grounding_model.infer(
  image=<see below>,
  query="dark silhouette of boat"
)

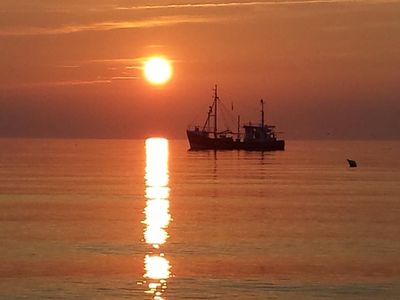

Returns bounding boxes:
[187,85,285,151]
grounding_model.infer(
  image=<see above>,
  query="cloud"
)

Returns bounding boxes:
[0,75,141,90]
[0,79,112,90]
[111,76,138,80]
[0,15,221,36]
[84,56,178,70]
[57,65,81,69]
[2,1,396,36]
[114,0,398,10]
[88,58,142,64]
[47,79,113,86]
[323,19,400,31]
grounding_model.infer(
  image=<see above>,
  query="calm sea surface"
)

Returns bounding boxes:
[0,138,399,299]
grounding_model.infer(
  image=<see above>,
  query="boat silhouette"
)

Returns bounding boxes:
[186,85,285,151]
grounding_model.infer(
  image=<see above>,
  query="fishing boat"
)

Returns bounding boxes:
[186,85,285,151]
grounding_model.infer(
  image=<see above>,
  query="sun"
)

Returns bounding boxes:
[143,57,172,85]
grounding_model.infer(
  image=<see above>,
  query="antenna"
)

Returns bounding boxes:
[261,99,265,129]
[237,115,241,140]
[213,85,219,138]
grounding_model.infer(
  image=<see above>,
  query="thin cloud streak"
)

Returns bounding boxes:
[126,66,142,70]
[0,75,139,89]
[88,58,142,64]
[86,56,178,69]
[57,65,81,69]
[0,80,112,90]
[111,76,138,80]
[0,15,221,36]
[114,0,398,10]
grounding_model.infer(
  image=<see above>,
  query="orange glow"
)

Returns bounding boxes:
[143,57,172,85]
[3,1,399,140]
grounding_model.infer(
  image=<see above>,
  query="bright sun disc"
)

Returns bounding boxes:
[144,57,172,85]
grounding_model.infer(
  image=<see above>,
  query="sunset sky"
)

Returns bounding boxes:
[0,0,399,139]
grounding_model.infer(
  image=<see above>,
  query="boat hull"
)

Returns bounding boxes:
[187,130,285,151]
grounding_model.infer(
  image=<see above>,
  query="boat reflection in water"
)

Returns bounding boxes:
[141,138,171,299]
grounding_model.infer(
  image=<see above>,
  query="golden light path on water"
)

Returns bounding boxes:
[141,138,171,299]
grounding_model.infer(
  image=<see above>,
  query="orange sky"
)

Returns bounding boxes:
[0,0,399,139]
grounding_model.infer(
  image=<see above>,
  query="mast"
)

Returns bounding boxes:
[260,99,265,129]
[202,105,212,132]
[237,115,241,140]
[213,85,219,138]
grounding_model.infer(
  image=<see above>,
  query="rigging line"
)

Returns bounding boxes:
[218,88,237,111]
[218,101,228,127]
[213,93,233,131]
[219,106,231,131]
[239,99,259,113]
[220,89,237,102]
[222,109,233,131]
[188,95,215,127]
[188,108,205,127]
[220,89,250,115]
[219,100,237,127]
[221,90,261,120]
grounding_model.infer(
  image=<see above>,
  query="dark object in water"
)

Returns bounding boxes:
[186,85,285,151]
[347,159,357,168]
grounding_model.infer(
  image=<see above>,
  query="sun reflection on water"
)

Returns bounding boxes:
[141,138,171,299]
[144,255,171,279]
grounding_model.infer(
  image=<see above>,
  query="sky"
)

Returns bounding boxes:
[0,0,399,139]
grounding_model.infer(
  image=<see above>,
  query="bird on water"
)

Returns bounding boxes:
[347,159,357,168]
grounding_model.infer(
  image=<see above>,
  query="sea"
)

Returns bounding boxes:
[0,138,399,299]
